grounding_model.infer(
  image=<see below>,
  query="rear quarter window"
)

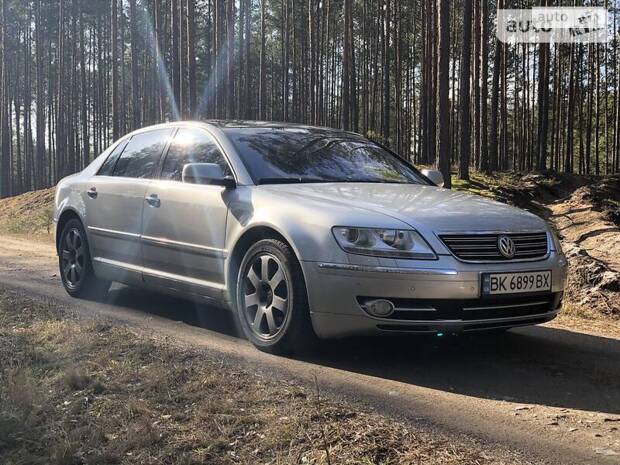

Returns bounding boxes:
[97,139,129,176]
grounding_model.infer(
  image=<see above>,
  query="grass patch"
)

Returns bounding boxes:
[451,174,500,200]
[0,188,55,235]
[0,291,531,464]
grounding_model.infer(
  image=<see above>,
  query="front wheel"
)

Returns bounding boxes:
[59,218,110,300]
[236,239,315,354]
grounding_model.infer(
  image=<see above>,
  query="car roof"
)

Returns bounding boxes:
[205,119,367,137]
[202,119,344,130]
[125,120,363,138]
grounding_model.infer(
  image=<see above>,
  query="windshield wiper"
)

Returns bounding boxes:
[256,177,326,185]
[256,177,416,185]
[328,178,413,184]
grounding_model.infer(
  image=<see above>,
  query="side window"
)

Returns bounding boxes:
[161,128,232,182]
[113,129,174,179]
[97,139,129,176]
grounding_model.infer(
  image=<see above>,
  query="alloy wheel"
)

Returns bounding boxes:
[242,253,290,340]
[61,228,86,289]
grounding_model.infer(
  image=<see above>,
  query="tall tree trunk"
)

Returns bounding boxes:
[226,0,234,118]
[342,0,353,130]
[243,0,251,119]
[382,0,390,144]
[24,14,34,191]
[586,44,594,174]
[154,0,164,121]
[437,0,451,187]
[171,0,181,117]
[56,0,66,181]
[129,0,140,129]
[615,30,620,172]
[186,0,197,117]
[488,0,502,172]
[537,40,550,171]
[282,0,289,121]
[259,0,266,119]
[0,0,9,197]
[35,0,46,188]
[479,0,489,172]
[472,0,481,170]
[500,31,507,170]
[179,0,187,117]
[595,42,601,175]
[80,2,89,165]
[111,0,120,139]
[565,43,577,174]
[458,0,473,180]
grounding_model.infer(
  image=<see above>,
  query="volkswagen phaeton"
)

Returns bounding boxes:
[54,121,568,353]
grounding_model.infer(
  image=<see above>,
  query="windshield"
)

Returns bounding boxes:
[223,128,428,185]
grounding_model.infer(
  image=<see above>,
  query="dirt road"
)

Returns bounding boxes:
[1,234,619,465]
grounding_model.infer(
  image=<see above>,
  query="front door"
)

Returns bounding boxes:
[140,127,233,299]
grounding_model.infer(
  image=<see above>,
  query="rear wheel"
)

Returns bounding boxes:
[236,239,315,354]
[59,218,110,300]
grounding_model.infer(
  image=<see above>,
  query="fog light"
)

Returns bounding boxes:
[365,299,395,317]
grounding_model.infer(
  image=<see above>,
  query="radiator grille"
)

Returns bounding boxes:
[439,232,548,261]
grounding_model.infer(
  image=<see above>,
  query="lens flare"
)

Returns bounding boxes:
[140,4,180,121]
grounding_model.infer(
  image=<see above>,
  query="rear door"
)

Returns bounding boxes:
[86,128,175,284]
[140,127,233,298]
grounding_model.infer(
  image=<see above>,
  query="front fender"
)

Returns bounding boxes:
[223,185,414,266]
[224,186,354,265]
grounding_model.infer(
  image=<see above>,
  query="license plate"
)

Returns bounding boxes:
[482,271,551,295]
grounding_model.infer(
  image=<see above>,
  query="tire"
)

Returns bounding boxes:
[235,239,316,355]
[58,218,110,300]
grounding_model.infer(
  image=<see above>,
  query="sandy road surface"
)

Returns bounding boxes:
[0,234,619,464]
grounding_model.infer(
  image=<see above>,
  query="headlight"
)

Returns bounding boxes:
[332,227,437,259]
[549,229,564,255]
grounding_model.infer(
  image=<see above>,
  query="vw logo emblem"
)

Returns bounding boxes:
[498,235,516,258]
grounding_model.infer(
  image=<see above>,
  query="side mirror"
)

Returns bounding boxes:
[421,168,445,187]
[182,163,236,189]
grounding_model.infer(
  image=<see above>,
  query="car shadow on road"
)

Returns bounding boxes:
[301,327,620,415]
[104,284,620,415]
[105,284,241,338]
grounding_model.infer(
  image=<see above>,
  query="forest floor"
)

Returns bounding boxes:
[0,290,535,465]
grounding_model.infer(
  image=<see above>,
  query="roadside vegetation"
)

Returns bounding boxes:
[0,187,55,236]
[0,290,530,465]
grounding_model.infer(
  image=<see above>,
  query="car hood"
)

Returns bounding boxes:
[260,182,547,232]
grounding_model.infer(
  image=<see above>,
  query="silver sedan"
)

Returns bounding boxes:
[54,121,568,353]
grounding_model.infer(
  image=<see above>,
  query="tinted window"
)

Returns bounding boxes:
[113,129,174,179]
[224,128,426,185]
[161,128,232,181]
[97,139,129,176]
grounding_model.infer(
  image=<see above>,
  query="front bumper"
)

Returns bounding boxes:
[302,253,568,339]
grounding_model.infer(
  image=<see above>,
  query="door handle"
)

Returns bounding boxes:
[146,193,161,208]
[87,187,98,199]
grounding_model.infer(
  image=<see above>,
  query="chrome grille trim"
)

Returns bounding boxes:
[439,231,549,262]
[358,294,558,322]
